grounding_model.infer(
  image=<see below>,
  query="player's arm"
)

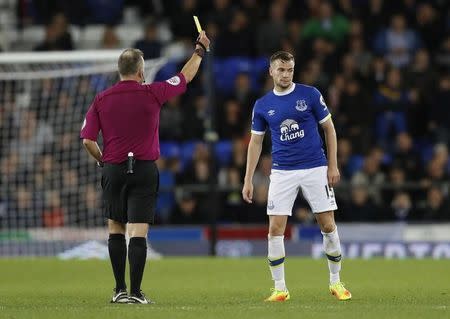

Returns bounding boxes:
[242,133,265,203]
[82,139,102,164]
[180,31,210,83]
[321,117,340,187]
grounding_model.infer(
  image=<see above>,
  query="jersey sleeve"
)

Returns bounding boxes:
[80,96,100,141]
[147,73,187,105]
[310,87,331,124]
[250,101,266,135]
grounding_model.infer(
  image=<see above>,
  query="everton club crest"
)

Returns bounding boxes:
[295,100,307,111]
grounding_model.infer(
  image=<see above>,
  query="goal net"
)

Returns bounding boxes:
[0,50,167,256]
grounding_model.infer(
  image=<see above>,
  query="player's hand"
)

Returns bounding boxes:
[327,166,340,187]
[196,31,210,51]
[242,181,254,203]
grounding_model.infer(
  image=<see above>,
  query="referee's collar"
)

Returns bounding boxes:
[273,83,295,96]
[118,80,140,84]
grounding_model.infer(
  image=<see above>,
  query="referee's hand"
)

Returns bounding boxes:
[242,181,253,204]
[196,31,210,52]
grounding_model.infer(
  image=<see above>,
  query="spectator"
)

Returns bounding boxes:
[373,14,421,67]
[373,68,416,148]
[101,26,121,49]
[301,1,350,46]
[415,3,444,52]
[217,99,245,139]
[351,153,385,204]
[392,132,422,179]
[348,35,373,77]
[34,13,74,51]
[257,2,288,56]
[428,75,450,144]
[208,0,234,28]
[42,189,64,227]
[134,20,163,59]
[339,78,372,154]
[292,206,315,225]
[215,10,255,57]
[170,0,198,41]
[182,95,207,140]
[86,0,124,24]
[219,166,245,221]
[170,192,204,224]
[416,186,450,221]
[160,96,184,140]
[230,73,258,120]
[389,192,413,221]
[342,185,379,222]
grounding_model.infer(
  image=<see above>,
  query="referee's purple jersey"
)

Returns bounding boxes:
[80,73,187,163]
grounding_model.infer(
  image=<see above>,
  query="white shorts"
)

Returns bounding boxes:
[267,166,338,215]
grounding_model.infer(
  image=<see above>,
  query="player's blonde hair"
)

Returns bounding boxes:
[270,51,294,64]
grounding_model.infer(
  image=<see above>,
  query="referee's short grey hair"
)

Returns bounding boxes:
[270,51,294,64]
[118,48,144,76]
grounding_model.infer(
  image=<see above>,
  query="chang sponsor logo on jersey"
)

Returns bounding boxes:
[279,119,304,141]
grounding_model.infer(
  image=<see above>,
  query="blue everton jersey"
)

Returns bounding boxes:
[251,83,331,170]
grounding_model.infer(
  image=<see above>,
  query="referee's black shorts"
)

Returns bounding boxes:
[101,160,158,224]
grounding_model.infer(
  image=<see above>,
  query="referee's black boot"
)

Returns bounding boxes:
[128,291,154,304]
[110,288,129,303]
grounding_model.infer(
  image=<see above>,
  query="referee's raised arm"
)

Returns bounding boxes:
[180,31,210,83]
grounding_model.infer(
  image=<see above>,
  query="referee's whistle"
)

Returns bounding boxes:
[127,152,134,174]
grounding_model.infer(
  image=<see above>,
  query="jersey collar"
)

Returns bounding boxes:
[273,83,295,96]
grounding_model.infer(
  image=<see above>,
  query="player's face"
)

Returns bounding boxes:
[270,59,295,90]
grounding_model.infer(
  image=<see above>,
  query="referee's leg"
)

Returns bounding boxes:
[127,223,149,298]
[108,219,127,295]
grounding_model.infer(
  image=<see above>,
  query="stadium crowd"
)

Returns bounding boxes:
[0,0,449,227]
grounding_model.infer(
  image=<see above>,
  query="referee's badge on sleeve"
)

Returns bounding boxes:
[166,76,181,86]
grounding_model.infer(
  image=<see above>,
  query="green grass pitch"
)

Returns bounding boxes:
[1,258,449,319]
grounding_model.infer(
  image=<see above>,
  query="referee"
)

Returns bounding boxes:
[81,31,210,304]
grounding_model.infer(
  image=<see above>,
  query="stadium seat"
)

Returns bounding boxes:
[116,25,143,48]
[159,141,181,158]
[80,25,104,49]
[347,155,364,177]
[214,140,233,166]
[181,141,202,168]
[21,26,45,50]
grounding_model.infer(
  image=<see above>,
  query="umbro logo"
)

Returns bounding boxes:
[268,110,275,116]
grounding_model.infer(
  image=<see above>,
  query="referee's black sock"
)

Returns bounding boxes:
[108,233,127,291]
[128,237,147,295]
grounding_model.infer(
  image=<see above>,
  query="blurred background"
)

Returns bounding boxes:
[0,0,449,258]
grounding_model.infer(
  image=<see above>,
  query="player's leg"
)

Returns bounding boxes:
[102,163,129,303]
[265,170,298,302]
[268,215,288,293]
[300,166,350,300]
[315,212,351,300]
[314,212,342,284]
[126,160,158,304]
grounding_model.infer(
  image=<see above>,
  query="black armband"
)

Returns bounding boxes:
[194,47,205,58]
[195,41,207,52]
